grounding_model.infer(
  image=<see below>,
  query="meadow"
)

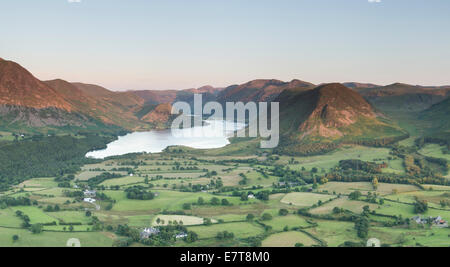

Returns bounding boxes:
[1,143,449,247]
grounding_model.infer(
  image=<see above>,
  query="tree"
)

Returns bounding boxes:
[349,191,362,200]
[261,213,273,221]
[185,231,198,243]
[221,199,230,206]
[372,177,379,190]
[295,243,304,247]
[363,205,370,213]
[354,216,369,238]
[30,224,43,234]
[182,203,191,210]
[332,207,342,214]
[69,225,74,232]
[85,210,92,217]
[246,214,255,221]
[210,197,220,206]
[414,199,428,214]
[278,209,289,216]
[12,235,19,242]
[197,197,205,205]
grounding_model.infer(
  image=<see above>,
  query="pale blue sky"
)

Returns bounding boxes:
[1,0,449,90]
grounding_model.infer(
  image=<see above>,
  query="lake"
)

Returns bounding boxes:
[85,120,246,159]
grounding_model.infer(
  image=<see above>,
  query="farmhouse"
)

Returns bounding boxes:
[248,194,255,199]
[176,232,188,239]
[84,189,96,197]
[141,227,160,239]
[411,216,448,227]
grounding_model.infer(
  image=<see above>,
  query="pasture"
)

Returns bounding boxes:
[280,193,335,207]
[262,231,318,247]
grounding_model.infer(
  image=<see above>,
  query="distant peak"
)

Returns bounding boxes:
[316,83,347,90]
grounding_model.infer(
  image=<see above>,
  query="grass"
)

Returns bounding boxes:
[310,197,379,215]
[100,176,144,187]
[369,227,450,247]
[262,231,318,247]
[280,193,335,207]
[152,215,212,226]
[187,222,264,239]
[12,206,57,224]
[419,144,450,161]
[384,191,450,210]
[281,145,395,172]
[108,190,257,212]
[263,215,311,231]
[46,211,92,224]
[18,178,58,189]
[305,220,360,247]
[376,201,450,220]
[0,227,114,247]
[0,209,23,227]
[318,182,419,196]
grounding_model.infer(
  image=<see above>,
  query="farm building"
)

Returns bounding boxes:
[83,198,96,203]
[411,216,448,227]
[175,232,188,239]
[141,227,160,239]
[84,189,96,197]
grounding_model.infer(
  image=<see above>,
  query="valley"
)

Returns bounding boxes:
[0,143,449,247]
[0,58,449,247]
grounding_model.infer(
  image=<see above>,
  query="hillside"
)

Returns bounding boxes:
[49,81,147,129]
[357,83,450,113]
[217,79,315,103]
[419,97,450,145]
[276,83,408,155]
[0,59,149,133]
[141,103,173,128]
[343,82,380,90]
[0,59,72,111]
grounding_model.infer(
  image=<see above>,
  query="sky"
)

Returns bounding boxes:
[1,0,450,91]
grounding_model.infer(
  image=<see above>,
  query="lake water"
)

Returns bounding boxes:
[85,120,246,159]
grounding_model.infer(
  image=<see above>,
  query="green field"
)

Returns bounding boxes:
[262,231,318,247]
[310,197,379,215]
[280,193,335,207]
[1,139,449,247]
[419,144,450,161]
[262,215,311,231]
[152,215,212,226]
[188,222,264,239]
[0,227,114,247]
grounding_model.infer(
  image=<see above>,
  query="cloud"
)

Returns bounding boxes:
[368,0,381,3]
[68,0,81,3]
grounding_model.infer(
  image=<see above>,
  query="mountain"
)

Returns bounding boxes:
[133,90,179,105]
[141,103,173,128]
[47,81,146,130]
[276,83,407,155]
[0,59,150,133]
[356,83,450,113]
[419,97,450,145]
[0,59,72,111]
[133,85,224,106]
[72,83,144,111]
[0,59,101,132]
[343,82,380,90]
[217,79,315,103]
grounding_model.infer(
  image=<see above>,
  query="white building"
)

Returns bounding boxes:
[83,198,96,203]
